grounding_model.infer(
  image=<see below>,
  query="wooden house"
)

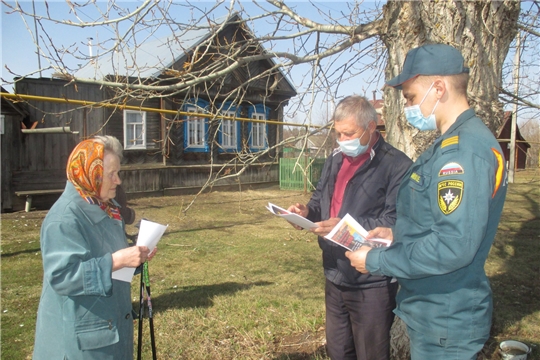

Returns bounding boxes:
[369,95,386,135]
[0,86,41,211]
[291,134,335,158]
[497,111,530,169]
[2,13,297,211]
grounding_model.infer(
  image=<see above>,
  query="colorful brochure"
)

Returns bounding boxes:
[324,214,391,251]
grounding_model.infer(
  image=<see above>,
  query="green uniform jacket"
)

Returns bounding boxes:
[33,181,134,359]
[366,109,507,340]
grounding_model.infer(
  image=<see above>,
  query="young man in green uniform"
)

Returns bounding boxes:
[346,44,508,360]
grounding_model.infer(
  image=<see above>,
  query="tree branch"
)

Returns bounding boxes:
[500,88,540,110]
[2,0,158,27]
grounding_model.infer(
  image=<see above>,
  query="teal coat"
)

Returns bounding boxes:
[367,109,507,340]
[33,181,134,359]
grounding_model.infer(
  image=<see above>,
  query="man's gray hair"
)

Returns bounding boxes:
[93,135,123,160]
[332,95,378,129]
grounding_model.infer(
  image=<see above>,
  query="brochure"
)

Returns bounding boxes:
[112,219,168,282]
[324,214,391,251]
[266,202,318,230]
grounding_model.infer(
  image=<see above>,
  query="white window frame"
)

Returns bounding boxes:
[186,107,206,149]
[221,110,237,150]
[251,112,266,149]
[123,110,146,149]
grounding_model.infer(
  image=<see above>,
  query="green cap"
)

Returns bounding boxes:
[386,44,469,89]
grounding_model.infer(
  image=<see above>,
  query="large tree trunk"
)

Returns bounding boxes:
[389,316,410,360]
[381,1,520,160]
[380,2,521,359]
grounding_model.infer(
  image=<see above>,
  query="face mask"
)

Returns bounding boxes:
[404,82,440,131]
[337,129,370,157]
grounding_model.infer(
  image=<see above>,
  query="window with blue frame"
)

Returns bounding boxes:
[123,110,147,150]
[248,104,269,151]
[218,102,241,152]
[183,98,209,152]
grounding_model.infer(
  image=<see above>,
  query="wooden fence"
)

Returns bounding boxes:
[279,157,325,191]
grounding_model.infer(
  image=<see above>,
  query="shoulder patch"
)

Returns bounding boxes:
[441,136,459,148]
[410,172,422,184]
[438,180,463,215]
[439,162,464,177]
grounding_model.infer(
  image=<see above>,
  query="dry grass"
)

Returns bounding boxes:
[1,169,539,359]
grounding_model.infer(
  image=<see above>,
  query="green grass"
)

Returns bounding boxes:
[1,170,539,359]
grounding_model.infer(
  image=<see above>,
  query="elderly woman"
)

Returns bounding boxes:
[33,136,153,359]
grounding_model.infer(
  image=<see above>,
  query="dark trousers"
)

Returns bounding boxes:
[325,279,398,360]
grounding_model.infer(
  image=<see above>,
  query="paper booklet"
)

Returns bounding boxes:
[266,202,318,230]
[112,219,168,283]
[324,214,391,251]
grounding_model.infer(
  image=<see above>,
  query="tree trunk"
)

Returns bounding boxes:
[381,1,521,159]
[389,316,410,360]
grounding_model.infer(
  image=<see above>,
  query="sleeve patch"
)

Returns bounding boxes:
[439,162,464,177]
[491,148,504,198]
[438,180,463,215]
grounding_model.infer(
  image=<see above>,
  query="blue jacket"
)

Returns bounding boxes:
[33,181,134,359]
[367,109,508,339]
[307,134,412,288]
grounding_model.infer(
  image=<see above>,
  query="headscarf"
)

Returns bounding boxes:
[66,139,122,220]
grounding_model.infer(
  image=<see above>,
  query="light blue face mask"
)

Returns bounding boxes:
[337,129,370,157]
[404,82,440,131]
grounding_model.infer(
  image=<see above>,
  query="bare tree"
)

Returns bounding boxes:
[2,1,530,161]
[501,1,540,115]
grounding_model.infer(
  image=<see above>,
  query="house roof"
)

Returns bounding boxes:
[370,99,384,110]
[307,134,332,148]
[368,99,385,126]
[292,133,333,150]
[0,87,29,117]
[75,13,296,93]
[497,111,530,147]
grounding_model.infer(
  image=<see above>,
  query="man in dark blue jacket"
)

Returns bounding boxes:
[287,95,412,360]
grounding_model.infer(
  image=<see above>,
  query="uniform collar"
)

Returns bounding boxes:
[443,108,476,136]
[414,109,474,164]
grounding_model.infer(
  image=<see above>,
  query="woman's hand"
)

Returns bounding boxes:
[112,246,151,271]
[148,247,158,261]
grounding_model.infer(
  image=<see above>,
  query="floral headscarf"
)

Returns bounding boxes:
[66,139,122,220]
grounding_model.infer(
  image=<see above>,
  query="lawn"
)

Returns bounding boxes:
[1,169,539,359]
